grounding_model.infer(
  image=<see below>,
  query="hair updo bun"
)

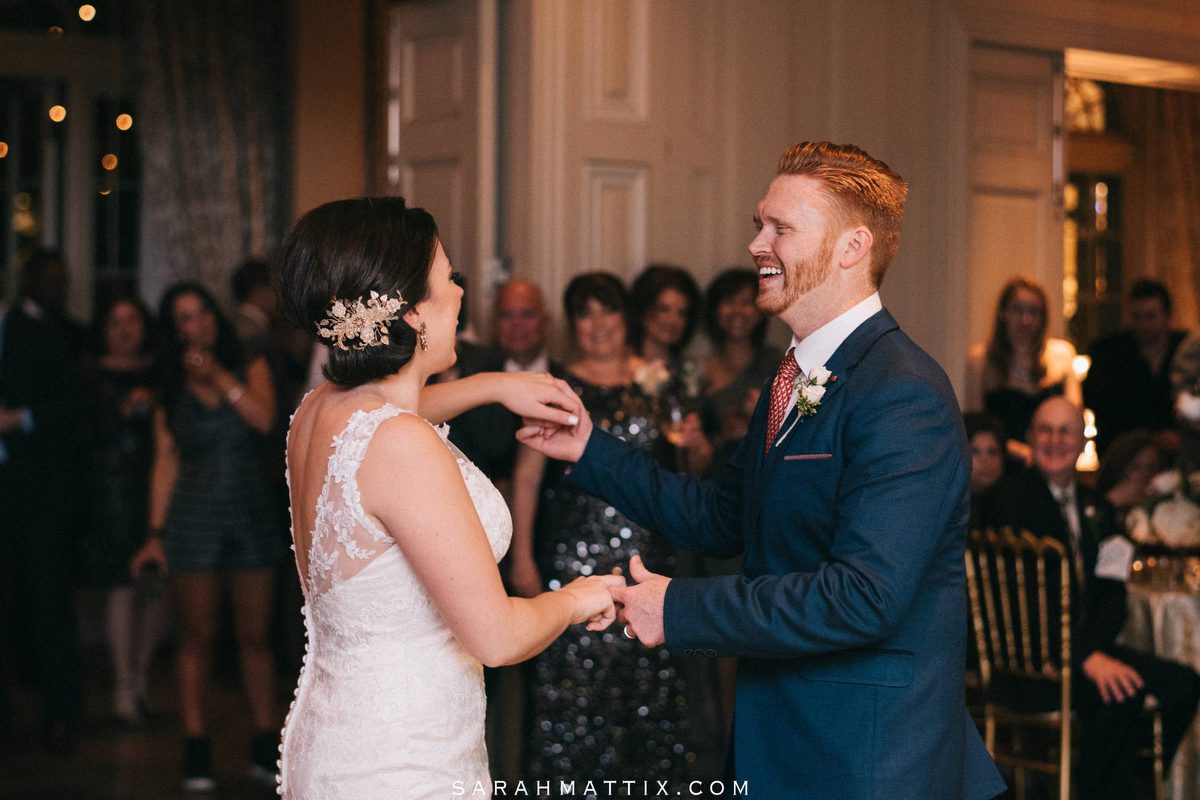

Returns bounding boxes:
[276,197,438,387]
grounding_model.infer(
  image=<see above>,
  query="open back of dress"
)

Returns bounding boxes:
[279,403,511,799]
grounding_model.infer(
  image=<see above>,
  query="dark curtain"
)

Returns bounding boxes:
[135,0,289,303]
[1111,84,1200,329]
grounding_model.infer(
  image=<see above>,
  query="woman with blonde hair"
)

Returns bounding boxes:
[966,276,1081,459]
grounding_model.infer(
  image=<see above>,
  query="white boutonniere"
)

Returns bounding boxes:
[774,364,836,447]
[633,359,671,396]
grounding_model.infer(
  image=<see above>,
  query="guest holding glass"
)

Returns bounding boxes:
[130,282,281,791]
[629,264,711,475]
[510,272,694,787]
[80,296,171,727]
[700,267,783,471]
[966,276,1081,462]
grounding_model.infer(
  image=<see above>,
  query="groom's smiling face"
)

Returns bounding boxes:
[749,175,841,318]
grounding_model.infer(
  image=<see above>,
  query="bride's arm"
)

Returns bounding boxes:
[359,414,620,667]
[419,372,581,427]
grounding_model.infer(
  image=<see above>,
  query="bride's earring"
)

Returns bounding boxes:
[418,322,429,351]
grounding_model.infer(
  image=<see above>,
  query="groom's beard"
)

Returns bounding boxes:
[755,237,835,316]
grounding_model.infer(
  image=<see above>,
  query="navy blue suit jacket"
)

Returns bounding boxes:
[568,309,1004,799]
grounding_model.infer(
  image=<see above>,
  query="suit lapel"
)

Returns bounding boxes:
[751,309,900,518]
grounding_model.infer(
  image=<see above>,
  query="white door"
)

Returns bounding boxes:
[386,0,498,329]
[966,44,1065,350]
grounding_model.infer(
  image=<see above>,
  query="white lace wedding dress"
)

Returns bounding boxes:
[279,404,512,799]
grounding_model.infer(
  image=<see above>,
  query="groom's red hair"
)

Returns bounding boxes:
[776,142,908,287]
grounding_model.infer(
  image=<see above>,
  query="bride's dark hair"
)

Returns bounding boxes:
[276,197,438,388]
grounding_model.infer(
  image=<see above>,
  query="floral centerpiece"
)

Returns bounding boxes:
[1127,471,1200,548]
[1127,470,1200,592]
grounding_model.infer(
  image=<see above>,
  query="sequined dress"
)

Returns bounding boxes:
[279,404,512,799]
[526,374,694,789]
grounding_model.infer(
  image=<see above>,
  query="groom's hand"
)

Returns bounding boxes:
[610,555,669,647]
[516,406,593,463]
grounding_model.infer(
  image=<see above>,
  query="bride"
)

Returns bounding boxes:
[275,197,621,798]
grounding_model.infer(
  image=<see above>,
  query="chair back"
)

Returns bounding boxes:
[965,527,1072,701]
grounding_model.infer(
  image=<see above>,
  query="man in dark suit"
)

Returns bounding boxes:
[1084,280,1186,454]
[981,396,1200,800]
[520,142,1004,799]
[0,251,85,751]
[445,280,556,487]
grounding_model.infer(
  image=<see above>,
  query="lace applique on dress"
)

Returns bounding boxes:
[304,405,409,595]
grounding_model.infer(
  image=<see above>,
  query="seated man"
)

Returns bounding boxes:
[980,396,1200,799]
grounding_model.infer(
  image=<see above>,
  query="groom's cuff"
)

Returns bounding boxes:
[664,577,725,658]
[563,428,625,494]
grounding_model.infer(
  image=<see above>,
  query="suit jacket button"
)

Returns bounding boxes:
[683,648,694,656]
[706,649,717,657]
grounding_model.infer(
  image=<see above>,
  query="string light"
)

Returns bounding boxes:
[49,105,67,123]
[48,25,64,36]
[101,154,118,170]
[99,188,111,196]
[0,142,8,159]
[115,114,133,131]
[79,5,96,22]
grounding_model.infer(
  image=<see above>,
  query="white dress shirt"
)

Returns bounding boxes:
[789,292,883,376]
[504,352,549,374]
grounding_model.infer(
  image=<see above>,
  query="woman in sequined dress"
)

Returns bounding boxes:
[629,264,711,476]
[511,272,695,790]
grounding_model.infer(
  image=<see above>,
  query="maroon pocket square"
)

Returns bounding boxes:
[783,453,833,461]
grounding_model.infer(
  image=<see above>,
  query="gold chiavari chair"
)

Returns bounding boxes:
[965,528,1073,799]
[965,528,1165,800]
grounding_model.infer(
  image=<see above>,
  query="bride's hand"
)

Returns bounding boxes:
[497,372,582,432]
[516,406,593,464]
[560,574,624,630]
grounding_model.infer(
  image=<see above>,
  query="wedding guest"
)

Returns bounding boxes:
[510,272,695,786]
[79,297,171,726]
[495,279,552,373]
[13,248,88,358]
[630,264,711,475]
[700,268,783,470]
[437,278,543,486]
[963,411,1006,528]
[1084,280,1185,454]
[130,282,281,791]
[981,397,1200,800]
[966,277,1081,461]
[231,260,306,686]
[0,251,85,753]
[231,257,311,413]
[1094,430,1160,530]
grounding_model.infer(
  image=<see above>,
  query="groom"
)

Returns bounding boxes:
[520,142,1004,799]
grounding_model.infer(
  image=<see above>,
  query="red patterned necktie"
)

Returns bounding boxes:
[765,347,801,454]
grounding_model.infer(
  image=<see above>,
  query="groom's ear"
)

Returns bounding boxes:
[837,226,873,271]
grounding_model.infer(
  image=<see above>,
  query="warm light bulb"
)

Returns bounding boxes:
[0,142,8,159]
[99,188,111,197]
[79,5,96,21]
[101,154,118,171]
[48,25,64,36]
[1072,354,1091,381]
[1076,440,1099,472]
[49,105,67,123]
[115,113,133,131]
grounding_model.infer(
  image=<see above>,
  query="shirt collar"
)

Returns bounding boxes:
[1048,479,1077,505]
[789,292,882,375]
[504,352,549,374]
